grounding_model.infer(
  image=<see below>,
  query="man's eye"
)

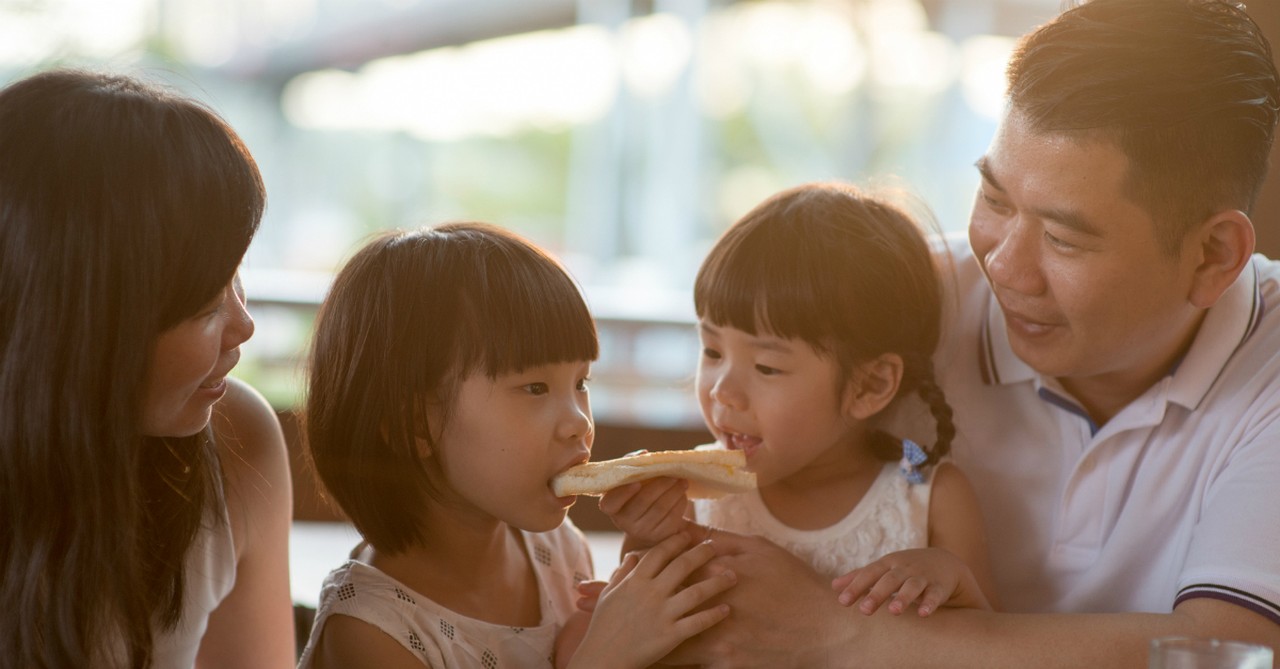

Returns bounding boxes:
[1044,231,1077,251]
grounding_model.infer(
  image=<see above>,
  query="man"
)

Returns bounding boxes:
[669,0,1280,665]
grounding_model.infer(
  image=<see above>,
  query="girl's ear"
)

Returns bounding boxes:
[843,353,904,420]
[413,397,446,458]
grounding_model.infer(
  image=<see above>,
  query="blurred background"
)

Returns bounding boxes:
[6,0,1280,519]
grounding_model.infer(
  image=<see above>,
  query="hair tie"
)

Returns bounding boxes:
[899,439,927,485]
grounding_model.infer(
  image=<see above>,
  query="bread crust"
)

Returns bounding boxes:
[552,448,756,499]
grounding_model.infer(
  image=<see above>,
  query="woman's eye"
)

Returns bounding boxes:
[523,382,549,396]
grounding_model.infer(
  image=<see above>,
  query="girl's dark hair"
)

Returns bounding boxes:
[0,69,264,667]
[1009,0,1280,253]
[305,223,599,554]
[695,182,953,466]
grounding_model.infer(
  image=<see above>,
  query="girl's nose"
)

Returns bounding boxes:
[710,371,746,411]
[559,399,594,443]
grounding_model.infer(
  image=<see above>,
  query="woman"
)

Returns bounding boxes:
[0,69,294,667]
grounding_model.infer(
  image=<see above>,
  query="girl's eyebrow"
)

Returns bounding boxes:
[750,338,793,354]
[700,322,793,354]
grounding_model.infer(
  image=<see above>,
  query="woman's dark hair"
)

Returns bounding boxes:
[695,182,953,466]
[0,69,265,667]
[305,222,599,554]
[1008,0,1280,253]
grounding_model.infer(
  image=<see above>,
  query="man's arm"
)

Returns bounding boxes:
[667,532,1279,668]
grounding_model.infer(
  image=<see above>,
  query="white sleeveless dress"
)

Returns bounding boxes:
[297,521,594,669]
[693,459,934,579]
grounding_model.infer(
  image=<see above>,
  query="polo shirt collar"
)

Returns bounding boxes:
[977,292,1037,386]
[977,259,1263,412]
[1167,259,1263,410]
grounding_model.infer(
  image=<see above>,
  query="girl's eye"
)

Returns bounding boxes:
[199,300,224,320]
[755,364,781,376]
[524,382,549,396]
[576,377,591,392]
[702,348,722,360]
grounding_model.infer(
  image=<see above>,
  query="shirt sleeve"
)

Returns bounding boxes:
[1176,417,1280,625]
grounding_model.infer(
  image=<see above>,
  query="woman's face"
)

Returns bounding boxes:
[139,274,255,437]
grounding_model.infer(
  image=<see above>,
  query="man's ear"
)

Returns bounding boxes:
[1186,209,1254,309]
[843,353,904,420]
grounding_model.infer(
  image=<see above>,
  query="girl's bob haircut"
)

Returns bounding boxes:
[305,222,598,553]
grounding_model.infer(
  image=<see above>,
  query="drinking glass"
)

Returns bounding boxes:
[1149,636,1273,669]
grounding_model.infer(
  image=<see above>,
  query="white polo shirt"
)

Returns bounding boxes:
[887,238,1280,624]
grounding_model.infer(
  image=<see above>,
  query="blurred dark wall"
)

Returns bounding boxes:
[1251,2,1280,259]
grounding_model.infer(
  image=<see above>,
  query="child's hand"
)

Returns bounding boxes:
[569,533,736,669]
[598,476,692,548]
[831,547,991,616]
[574,580,606,612]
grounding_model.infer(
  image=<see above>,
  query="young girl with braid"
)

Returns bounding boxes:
[601,181,998,619]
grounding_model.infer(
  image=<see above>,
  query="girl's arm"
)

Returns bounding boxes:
[831,463,998,616]
[198,378,296,668]
[925,462,998,608]
[310,614,427,669]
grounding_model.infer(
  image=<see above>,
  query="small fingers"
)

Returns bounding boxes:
[631,532,696,579]
[916,583,951,617]
[651,539,719,587]
[575,580,607,612]
[672,602,732,640]
[858,573,905,615]
[888,577,928,616]
[671,567,737,614]
[611,550,642,584]
[834,566,887,607]
[598,482,642,515]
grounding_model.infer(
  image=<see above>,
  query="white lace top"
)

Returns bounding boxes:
[296,521,594,669]
[693,460,934,579]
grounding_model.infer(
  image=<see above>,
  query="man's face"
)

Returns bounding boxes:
[968,110,1202,404]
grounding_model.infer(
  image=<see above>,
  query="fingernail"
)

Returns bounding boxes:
[722,570,736,583]
[838,593,852,605]
[859,600,874,614]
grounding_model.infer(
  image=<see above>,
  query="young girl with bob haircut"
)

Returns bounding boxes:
[602,181,998,618]
[298,223,736,669]
[0,70,294,666]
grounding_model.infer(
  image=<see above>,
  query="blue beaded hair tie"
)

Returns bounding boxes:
[899,439,927,485]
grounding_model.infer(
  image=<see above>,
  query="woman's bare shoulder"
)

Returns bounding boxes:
[209,377,292,546]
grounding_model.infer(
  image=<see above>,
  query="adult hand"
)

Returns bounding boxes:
[663,530,861,668]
